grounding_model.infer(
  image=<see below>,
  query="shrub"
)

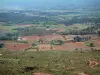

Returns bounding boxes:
[89,43,94,47]
[51,40,64,45]
[0,43,4,48]
[24,66,39,72]
[17,40,28,44]
[32,43,37,47]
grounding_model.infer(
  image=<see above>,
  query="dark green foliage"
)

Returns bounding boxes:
[0,42,4,48]
[0,32,18,41]
[89,43,94,47]
[13,28,24,31]
[24,66,39,72]
[32,43,37,47]
[0,10,100,26]
[20,27,56,36]
[51,40,64,45]
[80,26,100,34]
[17,40,28,44]
[73,36,88,42]
[97,30,100,36]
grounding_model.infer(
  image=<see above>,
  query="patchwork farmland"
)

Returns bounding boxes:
[4,43,31,50]
[3,33,100,51]
[1,5,100,75]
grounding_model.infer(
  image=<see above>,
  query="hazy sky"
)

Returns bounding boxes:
[0,0,99,10]
[0,0,98,5]
[0,0,87,6]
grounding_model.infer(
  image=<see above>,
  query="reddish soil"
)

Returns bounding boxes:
[75,72,89,75]
[88,40,100,50]
[23,34,66,43]
[4,40,100,51]
[4,43,31,50]
[38,42,89,51]
[4,34,100,51]
[93,40,100,46]
[33,73,53,75]
[23,36,40,42]
[53,42,89,51]
[88,60,99,68]
[38,44,51,51]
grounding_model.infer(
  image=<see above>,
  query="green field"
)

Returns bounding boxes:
[0,25,17,33]
[0,48,100,75]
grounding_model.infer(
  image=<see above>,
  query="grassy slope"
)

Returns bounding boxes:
[0,48,100,75]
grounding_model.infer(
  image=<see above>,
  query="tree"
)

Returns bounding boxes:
[89,43,94,47]
[0,42,4,48]
[74,36,81,42]
[97,30,100,37]
[56,40,64,45]
[50,41,54,50]
[50,40,64,45]
[32,43,37,47]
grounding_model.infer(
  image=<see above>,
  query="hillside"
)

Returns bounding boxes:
[0,49,100,75]
[0,0,100,75]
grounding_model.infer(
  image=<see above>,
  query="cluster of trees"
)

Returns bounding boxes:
[0,32,18,41]
[50,40,64,45]
[97,30,100,37]
[19,27,56,36]
[60,25,100,35]
[0,42,4,48]
[1,10,100,25]
[73,36,89,42]
[58,17,100,26]
[0,12,51,24]
[17,40,28,44]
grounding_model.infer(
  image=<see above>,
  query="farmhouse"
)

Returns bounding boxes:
[17,36,26,41]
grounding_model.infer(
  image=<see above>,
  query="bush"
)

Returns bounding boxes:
[89,43,94,47]
[0,43,4,48]
[24,66,39,72]
[51,40,64,45]
[32,43,37,47]
[17,40,28,44]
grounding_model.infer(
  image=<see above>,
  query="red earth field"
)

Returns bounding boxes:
[4,42,89,51]
[4,41,100,51]
[4,34,100,51]
[4,43,31,50]
[38,42,90,51]
[22,35,40,42]
[33,73,53,75]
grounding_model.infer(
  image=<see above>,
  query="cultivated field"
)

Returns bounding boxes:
[2,32,100,51]
[4,43,31,50]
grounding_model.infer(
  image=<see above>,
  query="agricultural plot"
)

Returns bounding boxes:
[3,33,100,51]
[0,25,17,33]
[4,43,31,50]
[65,24,90,33]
